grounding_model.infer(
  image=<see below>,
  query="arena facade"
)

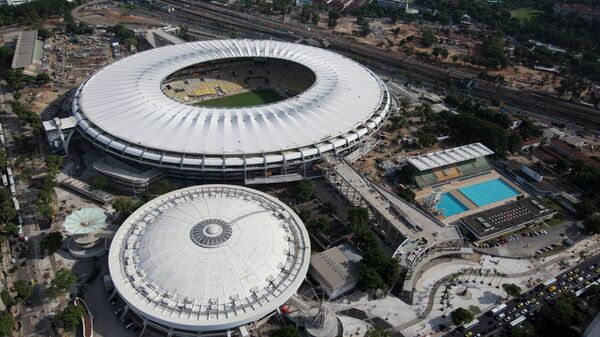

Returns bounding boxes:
[108,185,311,336]
[71,39,391,182]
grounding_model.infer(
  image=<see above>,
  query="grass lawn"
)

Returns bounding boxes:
[511,8,543,22]
[196,89,283,108]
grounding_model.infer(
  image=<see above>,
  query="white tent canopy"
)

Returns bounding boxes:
[63,208,107,235]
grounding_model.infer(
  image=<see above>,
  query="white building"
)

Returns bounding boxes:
[72,39,391,183]
[309,243,362,299]
[108,185,311,336]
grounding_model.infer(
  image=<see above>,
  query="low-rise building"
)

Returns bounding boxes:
[461,197,556,241]
[309,243,362,299]
[93,156,163,195]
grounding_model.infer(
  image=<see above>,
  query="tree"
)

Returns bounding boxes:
[584,215,600,234]
[40,232,63,254]
[0,46,14,72]
[48,268,76,297]
[92,175,109,190]
[112,198,137,218]
[45,154,63,176]
[421,30,437,47]
[502,283,521,299]
[152,179,173,195]
[510,321,535,337]
[360,20,371,36]
[576,199,597,219]
[36,72,51,83]
[0,289,13,309]
[4,223,18,236]
[450,307,474,325]
[312,12,320,25]
[328,10,339,29]
[37,27,51,40]
[13,280,32,301]
[365,327,391,337]
[57,304,85,332]
[271,325,300,337]
[397,187,415,203]
[295,180,315,202]
[0,313,15,337]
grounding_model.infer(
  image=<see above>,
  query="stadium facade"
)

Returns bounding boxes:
[71,39,391,182]
[108,185,311,336]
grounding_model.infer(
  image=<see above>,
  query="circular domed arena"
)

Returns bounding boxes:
[72,39,391,182]
[108,185,310,336]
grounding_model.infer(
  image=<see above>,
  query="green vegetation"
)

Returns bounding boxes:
[295,180,315,203]
[535,293,585,337]
[421,30,438,48]
[195,89,283,108]
[57,304,85,332]
[36,155,63,220]
[151,179,173,195]
[48,268,76,298]
[365,328,391,337]
[112,198,140,220]
[108,24,136,45]
[0,0,78,26]
[0,313,15,337]
[450,307,474,325]
[349,208,399,292]
[0,188,16,223]
[92,175,109,190]
[13,280,32,302]
[1,289,13,309]
[0,46,14,74]
[40,232,63,254]
[502,283,522,299]
[9,100,42,136]
[584,215,600,234]
[510,8,543,22]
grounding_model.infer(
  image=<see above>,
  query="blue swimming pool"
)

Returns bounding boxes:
[436,192,469,217]
[458,178,519,207]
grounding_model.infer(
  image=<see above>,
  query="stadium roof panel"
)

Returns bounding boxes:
[108,185,310,331]
[74,40,389,165]
[407,143,494,171]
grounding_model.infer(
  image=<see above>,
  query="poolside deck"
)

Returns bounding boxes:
[417,170,529,224]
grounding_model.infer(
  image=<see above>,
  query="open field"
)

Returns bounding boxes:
[195,89,283,107]
[511,8,543,22]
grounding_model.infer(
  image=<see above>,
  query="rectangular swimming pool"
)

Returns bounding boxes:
[458,178,519,207]
[436,192,469,217]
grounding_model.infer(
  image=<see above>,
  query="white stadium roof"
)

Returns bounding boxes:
[407,143,494,171]
[72,39,390,171]
[108,185,310,332]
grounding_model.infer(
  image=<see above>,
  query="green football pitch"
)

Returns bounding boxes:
[195,89,283,108]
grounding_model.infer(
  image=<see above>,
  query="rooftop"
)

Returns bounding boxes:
[407,143,494,171]
[11,30,39,69]
[309,243,361,291]
[461,197,556,240]
[108,185,310,331]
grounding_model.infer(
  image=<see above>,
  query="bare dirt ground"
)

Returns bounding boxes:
[77,7,164,27]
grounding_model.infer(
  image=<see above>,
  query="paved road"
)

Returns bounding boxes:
[443,254,600,337]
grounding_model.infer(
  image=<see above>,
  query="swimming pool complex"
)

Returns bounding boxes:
[434,178,520,217]
[458,178,519,207]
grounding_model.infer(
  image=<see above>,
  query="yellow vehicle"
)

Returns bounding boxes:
[517,302,524,308]
[549,285,557,292]
[465,332,474,337]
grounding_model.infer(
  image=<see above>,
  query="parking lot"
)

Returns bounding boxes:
[474,220,587,258]
[443,254,600,337]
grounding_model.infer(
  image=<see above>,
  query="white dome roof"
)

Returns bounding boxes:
[72,39,390,169]
[108,185,310,331]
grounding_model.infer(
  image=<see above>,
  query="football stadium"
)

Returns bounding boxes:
[108,185,310,336]
[71,39,391,182]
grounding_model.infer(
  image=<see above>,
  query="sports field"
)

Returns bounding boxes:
[196,89,283,107]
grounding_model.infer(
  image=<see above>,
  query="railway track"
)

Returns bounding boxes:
[156,0,600,128]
